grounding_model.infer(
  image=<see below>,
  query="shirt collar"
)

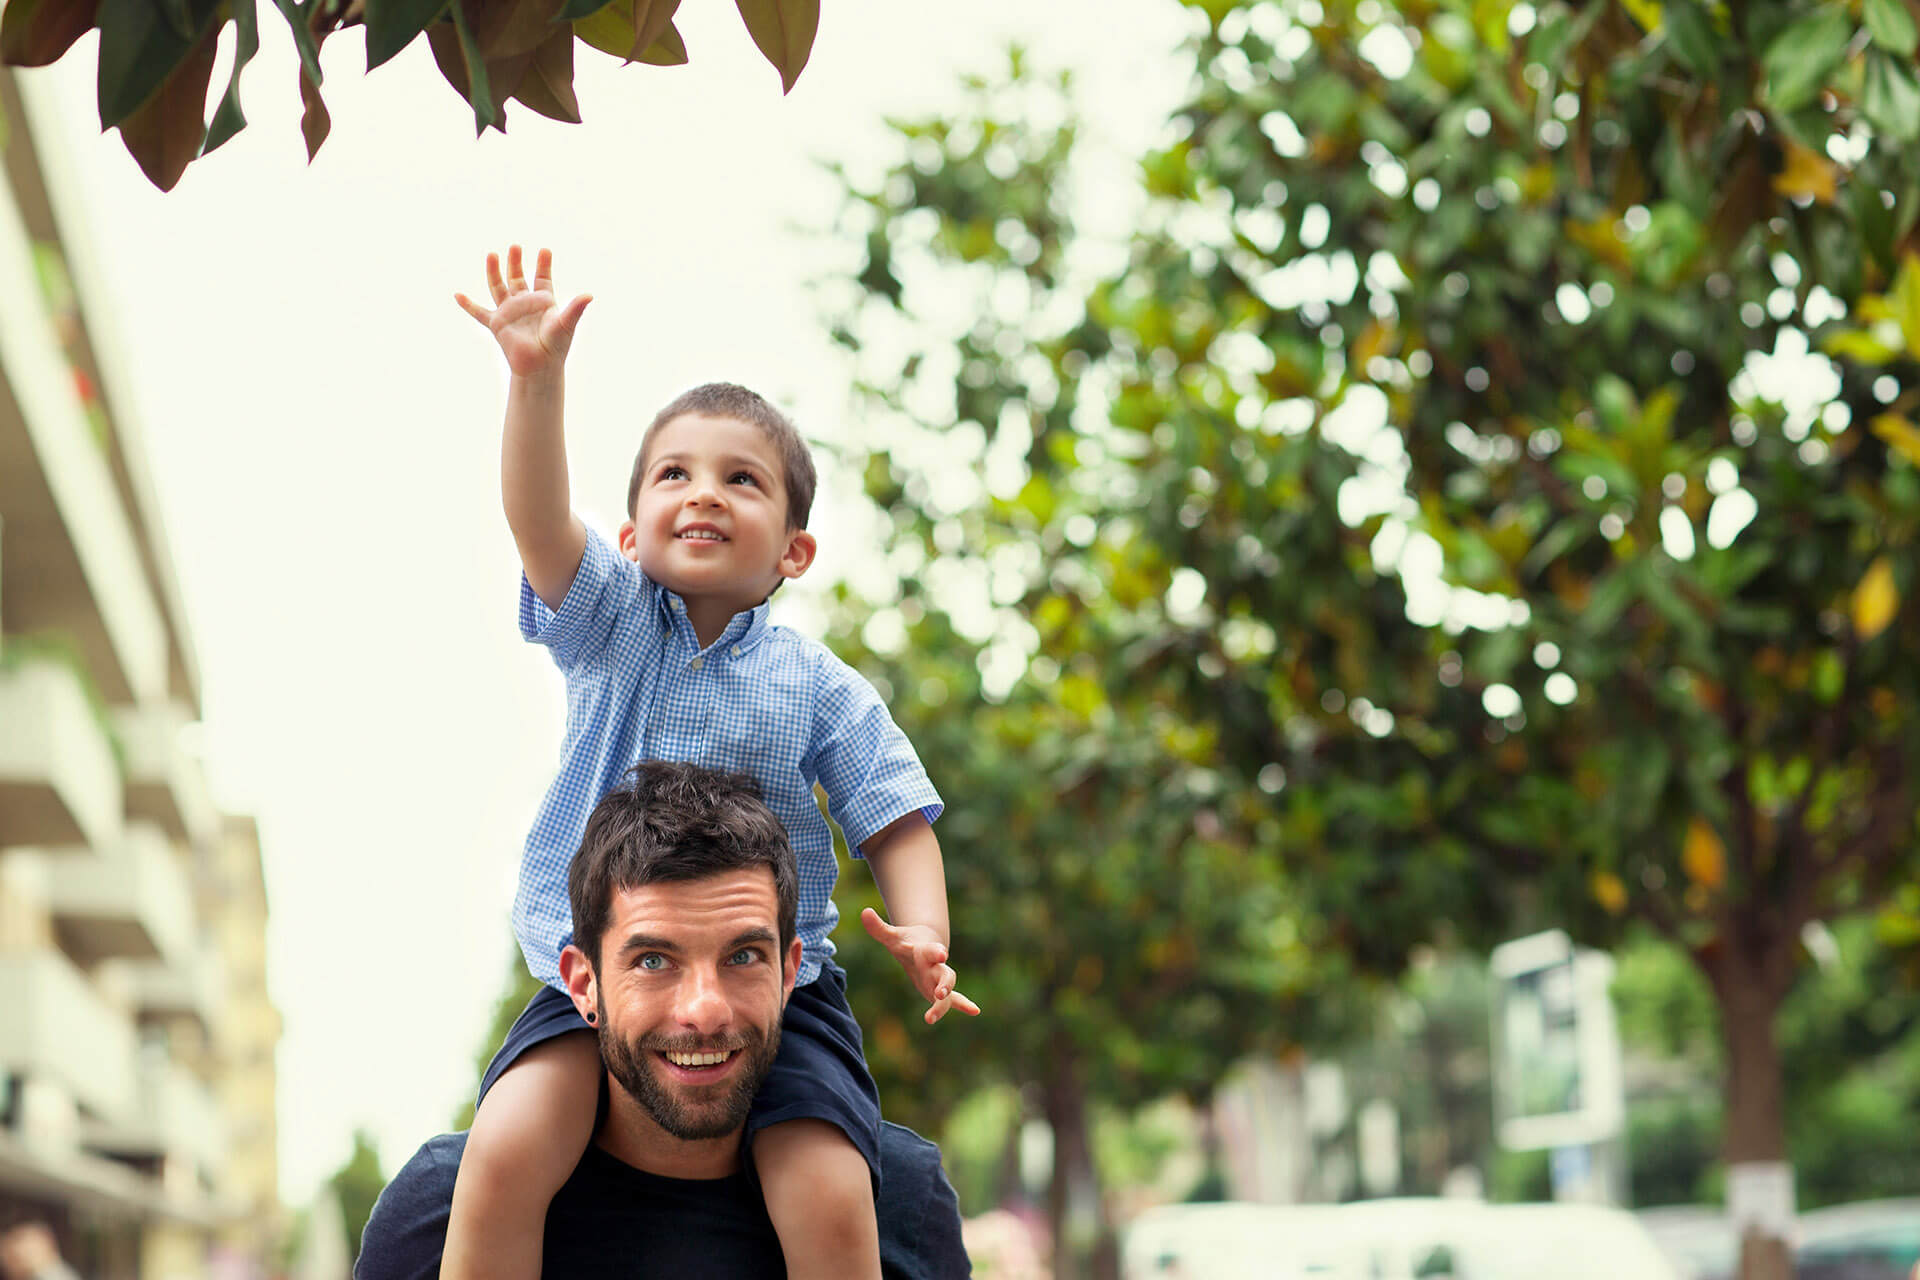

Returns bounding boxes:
[655,587,772,654]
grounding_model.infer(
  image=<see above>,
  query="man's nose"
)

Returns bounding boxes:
[674,968,730,1031]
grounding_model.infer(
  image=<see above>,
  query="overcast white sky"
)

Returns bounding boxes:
[26,0,1192,1206]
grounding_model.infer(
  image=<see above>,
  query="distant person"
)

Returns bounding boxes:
[445,247,978,1280]
[357,762,970,1279]
[0,1223,78,1280]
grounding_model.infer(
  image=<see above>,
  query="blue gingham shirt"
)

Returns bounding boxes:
[515,526,942,991]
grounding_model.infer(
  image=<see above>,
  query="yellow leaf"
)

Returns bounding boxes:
[1892,255,1920,359]
[1853,556,1900,641]
[1565,215,1631,270]
[1771,139,1838,204]
[1683,818,1726,891]
[1871,413,1920,467]
[1352,319,1394,369]
[1591,871,1628,915]
[1621,0,1662,31]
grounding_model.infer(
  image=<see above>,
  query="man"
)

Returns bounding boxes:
[357,762,970,1279]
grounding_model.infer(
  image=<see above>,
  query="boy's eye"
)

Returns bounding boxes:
[658,464,686,481]
[728,471,759,487]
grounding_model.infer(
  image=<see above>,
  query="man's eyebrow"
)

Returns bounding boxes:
[727,927,778,950]
[616,934,680,958]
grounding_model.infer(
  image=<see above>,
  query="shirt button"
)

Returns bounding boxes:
[671,599,683,611]
[689,657,704,672]
[731,646,743,657]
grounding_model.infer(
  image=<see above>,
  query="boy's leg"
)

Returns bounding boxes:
[442,1030,600,1280]
[753,1118,883,1280]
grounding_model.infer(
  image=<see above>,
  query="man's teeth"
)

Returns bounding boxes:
[678,529,724,541]
[665,1050,732,1067]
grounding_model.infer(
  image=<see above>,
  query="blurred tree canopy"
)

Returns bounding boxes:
[819,3,1920,1277]
[328,1127,388,1262]
[0,0,819,189]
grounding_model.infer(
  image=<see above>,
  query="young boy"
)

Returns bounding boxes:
[447,246,978,1280]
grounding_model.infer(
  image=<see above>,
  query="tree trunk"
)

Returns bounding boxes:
[1043,1047,1112,1280]
[1704,934,1797,1280]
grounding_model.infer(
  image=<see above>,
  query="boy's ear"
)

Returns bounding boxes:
[559,944,599,1022]
[777,529,817,582]
[617,520,641,563]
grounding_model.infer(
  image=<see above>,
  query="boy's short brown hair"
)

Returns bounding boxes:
[627,383,817,530]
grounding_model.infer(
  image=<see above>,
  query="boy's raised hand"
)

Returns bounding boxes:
[861,907,982,1026]
[455,245,592,377]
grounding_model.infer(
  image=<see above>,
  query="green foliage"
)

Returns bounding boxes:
[328,1127,388,1262]
[0,0,822,190]
[451,941,543,1131]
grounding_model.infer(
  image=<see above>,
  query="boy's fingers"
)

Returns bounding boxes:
[923,993,954,1025]
[557,293,593,334]
[485,252,506,304]
[860,907,901,949]
[454,292,490,324]
[929,963,956,1000]
[948,990,981,1017]
[534,247,554,294]
[507,244,527,292]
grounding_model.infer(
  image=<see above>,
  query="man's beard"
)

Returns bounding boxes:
[598,1017,782,1141]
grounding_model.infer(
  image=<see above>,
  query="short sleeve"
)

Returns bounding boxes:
[809,655,943,855]
[354,1134,464,1280]
[518,525,650,672]
[876,1123,972,1280]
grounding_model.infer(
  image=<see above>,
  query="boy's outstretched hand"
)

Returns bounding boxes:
[455,245,592,377]
[861,908,982,1026]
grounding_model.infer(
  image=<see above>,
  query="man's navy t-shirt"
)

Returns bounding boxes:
[356,1122,970,1279]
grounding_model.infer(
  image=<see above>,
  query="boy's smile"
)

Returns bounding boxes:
[620,412,816,645]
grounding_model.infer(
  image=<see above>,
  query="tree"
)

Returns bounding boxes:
[820,6,1920,1278]
[329,1126,388,1262]
[0,0,821,190]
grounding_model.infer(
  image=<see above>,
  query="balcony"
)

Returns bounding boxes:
[97,942,224,1035]
[0,946,136,1123]
[43,824,194,967]
[0,139,168,707]
[0,657,122,852]
[112,702,216,848]
[87,1053,227,1182]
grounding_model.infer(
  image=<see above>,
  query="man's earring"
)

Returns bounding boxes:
[585,1010,597,1025]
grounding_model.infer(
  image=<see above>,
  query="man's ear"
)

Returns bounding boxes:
[776,529,817,582]
[780,937,804,1005]
[559,944,598,1023]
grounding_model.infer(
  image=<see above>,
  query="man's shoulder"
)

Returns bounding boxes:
[353,1134,467,1280]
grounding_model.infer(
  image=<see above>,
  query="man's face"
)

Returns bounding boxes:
[587,869,801,1142]
[618,413,812,617]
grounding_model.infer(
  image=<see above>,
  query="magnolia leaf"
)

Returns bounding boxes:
[1620,0,1659,33]
[574,0,635,56]
[1890,254,1920,357]
[735,0,818,93]
[1761,6,1853,114]
[269,0,323,86]
[1822,329,1900,364]
[365,0,449,69]
[473,0,567,57]
[0,0,100,67]
[203,0,259,154]
[1681,818,1726,892]
[558,0,616,15]
[444,0,498,133]
[117,21,216,190]
[1771,139,1837,204]
[95,0,220,128]
[1862,50,1920,143]
[1853,556,1900,640]
[509,27,580,120]
[629,0,682,59]
[636,18,687,65]
[1866,0,1919,56]
[298,64,330,159]
[1662,0,1717,78]
[1870,412,1920,466]
[157,0,195,38]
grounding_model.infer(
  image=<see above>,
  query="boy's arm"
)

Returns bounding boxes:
[861,813,981,1025]
[456,245,591,611]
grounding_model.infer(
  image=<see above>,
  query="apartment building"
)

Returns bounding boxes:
[0,66,282,1278]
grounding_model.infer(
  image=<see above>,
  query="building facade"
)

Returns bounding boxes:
[0,66,282,1278]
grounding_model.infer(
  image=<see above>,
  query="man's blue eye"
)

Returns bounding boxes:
[638,953,667,970]
[730,949,758,965]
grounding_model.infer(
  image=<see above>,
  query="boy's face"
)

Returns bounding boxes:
[619,413,816,614]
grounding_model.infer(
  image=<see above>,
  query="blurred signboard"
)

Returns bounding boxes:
[1489,929,1624,1151]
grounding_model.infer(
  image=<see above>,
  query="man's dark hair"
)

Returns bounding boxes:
[568,761,799,973]
[626,382,818,530]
